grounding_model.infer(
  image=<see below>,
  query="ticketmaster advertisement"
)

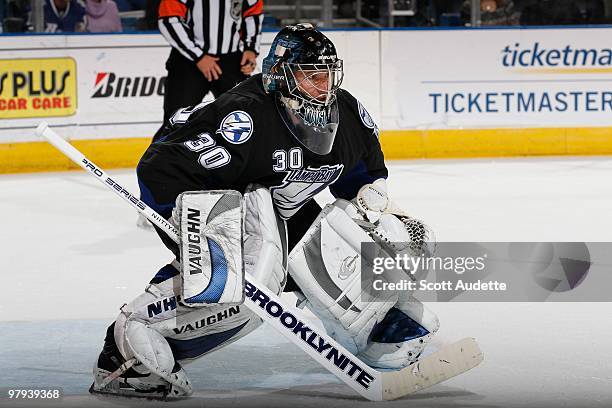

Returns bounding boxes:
[381,27,612,130]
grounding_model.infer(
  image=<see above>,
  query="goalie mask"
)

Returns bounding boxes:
[262,23,344,155]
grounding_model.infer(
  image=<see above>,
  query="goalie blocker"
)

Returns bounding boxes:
[288,198,440,369]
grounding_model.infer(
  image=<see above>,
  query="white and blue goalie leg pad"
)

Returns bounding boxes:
[243,184,288,294]
[123,319,193,397]
[97,187,288,397]
[175,190,244,306]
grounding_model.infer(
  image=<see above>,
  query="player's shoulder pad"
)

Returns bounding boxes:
[225,74,269,103]
[210,76,272,146]
[337,88,379,136]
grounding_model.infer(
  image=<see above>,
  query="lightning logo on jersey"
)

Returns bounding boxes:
[217,111,254,144]
[271,164,344,219]
[357,100,379,138]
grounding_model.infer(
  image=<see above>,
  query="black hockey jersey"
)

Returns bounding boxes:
[137,73,387,231]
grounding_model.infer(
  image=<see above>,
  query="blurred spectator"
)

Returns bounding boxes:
[520,0,581,25]
[433,0,463,26]
[406,0,437,26]
[359,0,381,22]
[358,0,438,26]
[85,0,122,32]
[606,0,612,20]
[114,0,147,31]
[114,0,146,12]
[138,0,161,30]
[518,0,608,25]
[575,0,607,24]
[4,0,32,32]
[461,0,520,25]
[44,0,87,32]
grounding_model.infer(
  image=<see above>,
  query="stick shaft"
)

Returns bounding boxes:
[36,122,385,401]
[36,122,179,241]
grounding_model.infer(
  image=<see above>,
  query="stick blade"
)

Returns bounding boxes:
[381,337,483,400]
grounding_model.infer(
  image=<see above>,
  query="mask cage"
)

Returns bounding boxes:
[283,60,344,107]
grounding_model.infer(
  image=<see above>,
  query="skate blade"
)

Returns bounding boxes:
[89,382,170,401]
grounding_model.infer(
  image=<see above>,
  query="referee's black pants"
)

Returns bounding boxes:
[156,48,248,139]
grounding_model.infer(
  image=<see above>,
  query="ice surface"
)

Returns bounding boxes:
[1,157,611,407]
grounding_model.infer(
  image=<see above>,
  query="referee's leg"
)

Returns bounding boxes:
[160,50,211,127]
[211,51,249,97]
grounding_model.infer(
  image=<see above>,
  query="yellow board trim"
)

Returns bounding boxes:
[379,127,612,159]
[1,127,612,174]
[0,137,151,174]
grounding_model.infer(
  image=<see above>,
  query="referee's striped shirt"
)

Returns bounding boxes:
[158,0,263,61]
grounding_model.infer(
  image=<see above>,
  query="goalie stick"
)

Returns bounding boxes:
[36,122,483,401]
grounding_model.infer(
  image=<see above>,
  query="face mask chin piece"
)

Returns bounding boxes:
[276,96,339,156]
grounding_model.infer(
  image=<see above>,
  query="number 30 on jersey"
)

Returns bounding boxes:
[183,132,231,170]
[273,147,303,172]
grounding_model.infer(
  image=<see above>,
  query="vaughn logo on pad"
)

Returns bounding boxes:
[178,191,245,307]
